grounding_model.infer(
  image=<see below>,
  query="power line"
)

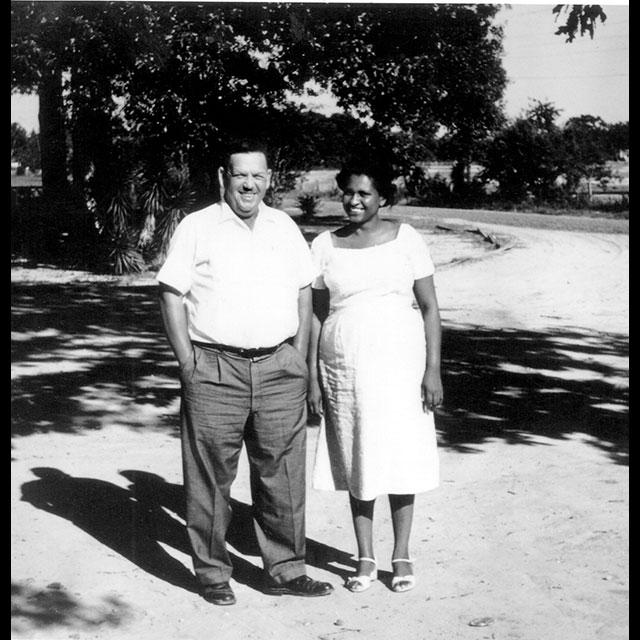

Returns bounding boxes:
[511,73,629,80]
[505,45,629,60]
[503,32,629,50]
[496,7,628,25]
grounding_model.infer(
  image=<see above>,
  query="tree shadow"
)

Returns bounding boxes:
[19,468,356,601]
[11,283,628,464]
[11,581,132,634]
[12,282,180,436]
[11,582,132,637]
[438,324,628,464]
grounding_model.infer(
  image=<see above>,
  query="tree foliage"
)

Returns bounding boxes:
[11,2,508,271]
[552,5,607,42]
[11,2,306,268]
[480,101,626,203]
[602,122,629,157]
[562,115,611,191]
[481,101,566,201]
[11,123,41,171]
[277,4,506,184]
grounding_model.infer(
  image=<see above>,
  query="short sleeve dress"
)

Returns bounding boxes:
[311,223,440,501]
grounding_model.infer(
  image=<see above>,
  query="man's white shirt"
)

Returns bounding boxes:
[157,201,316,348]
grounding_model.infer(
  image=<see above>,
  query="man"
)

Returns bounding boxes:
[157,142,334,606]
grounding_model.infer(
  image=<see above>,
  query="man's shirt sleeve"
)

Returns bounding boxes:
[156,216,196,294]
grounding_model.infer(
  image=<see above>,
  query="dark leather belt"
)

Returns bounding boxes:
[192,338,292,358]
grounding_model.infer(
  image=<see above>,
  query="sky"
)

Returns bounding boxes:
[10,2,629,132]
[496,3,629,124]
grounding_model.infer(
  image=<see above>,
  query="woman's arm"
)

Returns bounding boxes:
[293,284,312,358]
[413,275,443,412]
[307,287,330,416]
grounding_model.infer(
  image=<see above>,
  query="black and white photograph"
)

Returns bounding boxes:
[11,2,628,639]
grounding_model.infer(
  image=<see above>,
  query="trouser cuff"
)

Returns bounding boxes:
[269,560,307,584]
[197,567,233,587]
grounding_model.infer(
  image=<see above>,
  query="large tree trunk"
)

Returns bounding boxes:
[36,65,97,264]
[450,159,468,195]
[38,65,70,204]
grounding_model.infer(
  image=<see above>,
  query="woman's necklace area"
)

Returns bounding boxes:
[334,220,398,249]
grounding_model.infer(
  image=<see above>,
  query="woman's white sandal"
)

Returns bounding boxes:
[345,557,377,593]
[391,558,415,593]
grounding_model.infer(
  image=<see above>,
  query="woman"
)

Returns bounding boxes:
[308,160,443,593]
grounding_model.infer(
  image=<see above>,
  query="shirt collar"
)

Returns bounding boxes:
[218,201,277,229]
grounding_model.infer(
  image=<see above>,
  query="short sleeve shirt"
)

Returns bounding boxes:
[157,201,317,348]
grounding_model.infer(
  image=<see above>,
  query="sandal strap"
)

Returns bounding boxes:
[347,574,375,584]
[391,574,416,583]
[391,558,414,563]
[346,566,377,588]
[391,574,416,591]
[358,557,377,564]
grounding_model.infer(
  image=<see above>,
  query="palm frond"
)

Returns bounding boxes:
[137,212,156,248]
[109,232,146,275]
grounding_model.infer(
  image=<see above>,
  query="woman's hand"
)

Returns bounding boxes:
[421,368,443,413]
[307,376,324,417]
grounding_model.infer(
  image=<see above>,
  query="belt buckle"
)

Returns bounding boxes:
[242,346,264,358]
[238,343,280,358]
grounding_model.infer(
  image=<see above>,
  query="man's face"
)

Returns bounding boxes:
[219,152,272,219]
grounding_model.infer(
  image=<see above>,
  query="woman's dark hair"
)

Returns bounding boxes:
[335,159,397,205]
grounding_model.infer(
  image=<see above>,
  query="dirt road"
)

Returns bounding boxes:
[11,212,628,640]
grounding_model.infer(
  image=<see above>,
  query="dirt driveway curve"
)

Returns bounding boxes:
[11,210,628,640]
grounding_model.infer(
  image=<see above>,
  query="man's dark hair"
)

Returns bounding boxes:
[220,138,271,170]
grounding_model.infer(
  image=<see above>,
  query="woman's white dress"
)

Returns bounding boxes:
[311,223,440,501]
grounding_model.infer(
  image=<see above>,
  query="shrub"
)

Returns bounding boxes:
[297,193,323,219]
[405,168,452,207]
[109,232,146,275]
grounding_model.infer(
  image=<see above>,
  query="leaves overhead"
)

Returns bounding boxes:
[552,4,607,43]
[274,4,506,146]
[12,2,508,166]
[11,2,510,271]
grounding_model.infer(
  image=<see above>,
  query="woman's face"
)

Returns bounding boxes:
[341,174,384,225]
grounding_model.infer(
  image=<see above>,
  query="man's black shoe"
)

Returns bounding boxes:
[201,582,236,606]
[264,574,334,597]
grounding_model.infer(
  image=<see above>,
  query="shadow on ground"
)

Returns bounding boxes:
[19,468,198,592]
[12,282,628,463]
[12,283,178,436]
[17,468,356,611]
[438,324,628,465]
[11,581,132,634]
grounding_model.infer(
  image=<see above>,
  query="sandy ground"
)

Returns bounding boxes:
[11,208,628,640]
